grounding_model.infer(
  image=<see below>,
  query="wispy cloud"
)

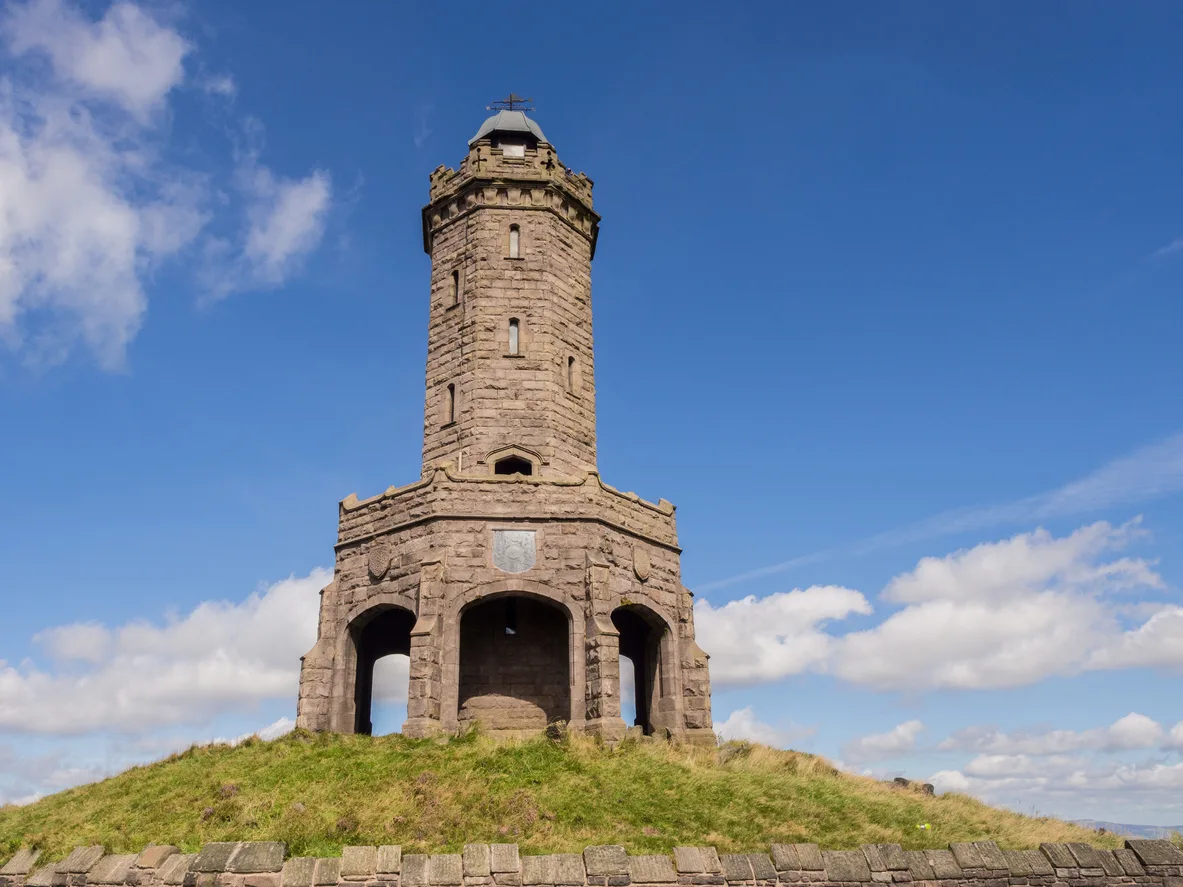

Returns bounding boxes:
[1152,236,1183,259]
[699,430,1183,593]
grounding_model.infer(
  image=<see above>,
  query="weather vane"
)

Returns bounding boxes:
[488,93,535,113]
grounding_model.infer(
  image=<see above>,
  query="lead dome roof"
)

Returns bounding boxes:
[468,110,547,146]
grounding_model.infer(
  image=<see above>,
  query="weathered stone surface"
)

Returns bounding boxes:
[281,859,316,887]
[719,856,751,884]
[137,846,180,870]
[378,847,403,875]
[923,851,960,880]
[490,847,519,876]
[194,845,240,874]
[552,856,585,886]
[868,846,907,873]
[429,855,463,886]
[160,854,196,886]
[902,852,934,881]
[1,850,41,876]
[1090,850,1124,878]
[246,875,282,887]
[859,846,886,873]
[403,857,430,887]
[313,859,341,887]
[674,850,720,876]
[25,865,59,887]
[1113,849,1146,877]
[343,848,378,879]
[61,848,106,875]
[793,847,824,873]
[971,843,1006,872]
[89,855,137,884]
[1003,851,1033,877]
[584,848,627,877]
[1040,844,1077,870]
[949,844,985,871]
[231,844,287,874]
[1127,841,1183,867]
[629,857,676,884]
[464,846,491,878]
[824,851,872,883]
[769,846,799,874]
[521,857,549,886]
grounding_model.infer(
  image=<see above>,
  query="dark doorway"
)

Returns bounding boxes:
[351,606,416,735]
[458,596,569,732]
[612,606,666,735]
[494,456,533,476]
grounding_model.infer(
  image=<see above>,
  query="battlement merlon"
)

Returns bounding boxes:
[423,139,599,256]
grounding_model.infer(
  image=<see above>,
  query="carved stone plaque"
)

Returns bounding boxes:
[493,530,536,574]
[633,547,651,582]
[367,543,391,580]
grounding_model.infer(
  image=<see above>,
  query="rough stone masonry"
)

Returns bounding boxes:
[3,839,1181,887]
[294,103,713,744]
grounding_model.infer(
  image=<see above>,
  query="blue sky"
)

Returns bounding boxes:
[1,0,1182,827]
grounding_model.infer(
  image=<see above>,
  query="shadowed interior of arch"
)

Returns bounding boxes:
[350,606,415,735]
[612,605,667,736]
[458,595,569,733]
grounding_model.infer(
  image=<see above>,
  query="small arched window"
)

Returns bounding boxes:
[445,383,455,425]
[567,356,576,394]
[508,318,520,355]
[508,224,520,259]
[450,269,460,306]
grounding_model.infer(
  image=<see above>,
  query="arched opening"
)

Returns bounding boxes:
[612,605,668,736]
[508,224,521,258]
[445,383,455,425]
[450,269,460,306]
[508,318,520,355]
[567,356,576,394]
[458,595,570,734]
[493,455,533,476]
[350,606,415,735]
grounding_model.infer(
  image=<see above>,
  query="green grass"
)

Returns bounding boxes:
[0,730,1120,861]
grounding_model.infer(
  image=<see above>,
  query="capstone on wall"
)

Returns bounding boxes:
[4,838,1179,887]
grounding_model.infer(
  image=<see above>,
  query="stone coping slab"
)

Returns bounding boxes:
[5,838,1182,887]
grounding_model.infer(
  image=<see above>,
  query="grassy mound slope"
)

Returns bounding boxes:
[0,730,1117,861]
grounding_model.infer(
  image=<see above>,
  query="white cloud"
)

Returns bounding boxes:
[1153,237,1183,259]
[697,520,1183,692]
[842,720,924,763]
[695,586,871,685]
[0,0,334,370]
[372,655,409,703]
[714,707,811,748]
[33,623,112,664]
[939,713,1168,756]
[3,0,188,116]
[0,569,326,734]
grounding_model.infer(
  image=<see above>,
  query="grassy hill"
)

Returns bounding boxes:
[0,729,1120,861]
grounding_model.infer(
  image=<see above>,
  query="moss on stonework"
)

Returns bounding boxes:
[0,731,1120,861]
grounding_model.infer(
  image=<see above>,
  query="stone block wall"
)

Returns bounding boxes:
[4,839,1181,887]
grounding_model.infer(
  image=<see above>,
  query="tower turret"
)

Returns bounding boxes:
[421,103,600,478]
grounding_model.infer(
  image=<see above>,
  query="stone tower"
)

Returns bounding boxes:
[296,103,713,744]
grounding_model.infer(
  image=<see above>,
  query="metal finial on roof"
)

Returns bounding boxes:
[488,93,535,113]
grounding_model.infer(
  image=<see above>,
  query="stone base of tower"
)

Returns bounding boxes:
[297,465,714,745]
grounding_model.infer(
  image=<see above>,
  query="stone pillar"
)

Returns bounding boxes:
[583,563,625,743]
[403,561,445,737]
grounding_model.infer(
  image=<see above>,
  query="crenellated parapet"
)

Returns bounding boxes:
[4,839,1178,887]
[423,141,599,257]
[336,466,679,553]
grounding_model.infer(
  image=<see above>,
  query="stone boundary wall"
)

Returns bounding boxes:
[3,840,1182,887]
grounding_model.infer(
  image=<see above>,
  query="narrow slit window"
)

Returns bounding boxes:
[450,269,460,306]
[508,318,519,355]
[445,383,455,425]
[567,356,576,393]
[508,224,520,258]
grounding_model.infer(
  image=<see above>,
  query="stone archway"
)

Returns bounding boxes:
[441,579,585,735]
[457,595,569,734]
[612,603,677,736]
[349,604,416,735]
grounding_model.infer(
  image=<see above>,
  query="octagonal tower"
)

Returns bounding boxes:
[296,103,713,744]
